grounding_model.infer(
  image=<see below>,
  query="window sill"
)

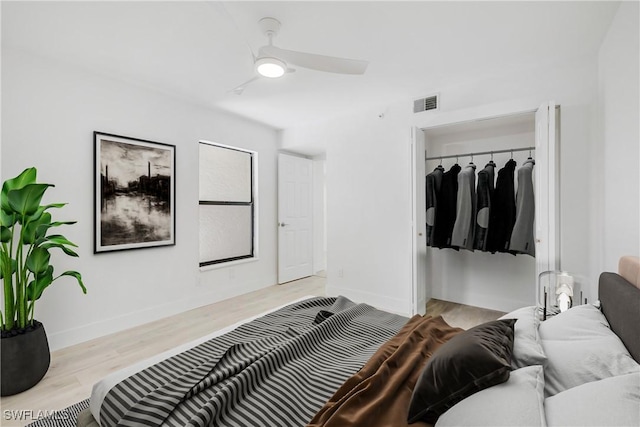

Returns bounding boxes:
[199,256,259,272]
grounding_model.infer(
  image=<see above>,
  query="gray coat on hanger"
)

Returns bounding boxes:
[451,163,477,250]
[510,158,535,256]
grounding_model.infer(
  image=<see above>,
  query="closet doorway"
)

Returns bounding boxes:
[411,102,559,313]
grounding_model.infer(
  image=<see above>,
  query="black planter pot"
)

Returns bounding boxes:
[1,321,51,396]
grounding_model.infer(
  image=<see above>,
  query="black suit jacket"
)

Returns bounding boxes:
[474,162,495,251]
[433,164,461,249]
[486,159,516,253]
[426,166,444,246]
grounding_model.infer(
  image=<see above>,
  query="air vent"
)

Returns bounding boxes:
[413,94,439,113]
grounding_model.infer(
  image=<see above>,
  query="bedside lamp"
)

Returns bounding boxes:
[555,273,574,313]
[538,271,582,320]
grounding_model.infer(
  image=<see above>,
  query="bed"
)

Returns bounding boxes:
[80,257,640,427]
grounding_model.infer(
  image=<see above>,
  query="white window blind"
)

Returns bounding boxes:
[199,142,256,266]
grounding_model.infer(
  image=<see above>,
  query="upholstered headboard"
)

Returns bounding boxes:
[599,268,640,364]
[618,256,640,289]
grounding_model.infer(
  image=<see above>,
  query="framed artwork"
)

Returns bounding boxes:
[94,132,176,253]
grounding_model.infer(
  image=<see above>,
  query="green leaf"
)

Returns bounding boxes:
[26,265,53,301]
[23,212,51,244]
[35,222,52,241]
[27,269,86,302]
[41,203,67,211]
[38,234,80,257]
[0,209,16,227]
[1,168,37,212]
[27,207,44,223]
[27,203,67,224]
[39,242,79,257]
[32,203,69,221]
[0,226,11,243]
[48,221,78,232]
[26,247,50,274]
[58,271,86,294]
[44,234,78,248]
[7,183,54,217]
[32,222,76,246]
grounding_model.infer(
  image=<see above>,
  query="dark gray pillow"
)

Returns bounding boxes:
[407,319,516,424]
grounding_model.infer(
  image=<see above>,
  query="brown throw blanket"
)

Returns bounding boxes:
[308,315,463,427]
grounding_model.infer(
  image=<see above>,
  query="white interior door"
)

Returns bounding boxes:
[278,153,313,283]
[411,127,427,315]
[534,101,559,280]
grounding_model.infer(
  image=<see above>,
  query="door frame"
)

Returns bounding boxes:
[411,127,428,315]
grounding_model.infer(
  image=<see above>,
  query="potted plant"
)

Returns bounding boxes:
[1,167,86,396]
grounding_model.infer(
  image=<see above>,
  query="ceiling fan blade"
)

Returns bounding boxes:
[229,76,260,95]
[261,45,368,75]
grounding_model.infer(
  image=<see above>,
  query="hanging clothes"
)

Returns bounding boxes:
[510,158,536,256]
[432,164,461,249]
[451,162,477,251]
[425,166,444,246]
[474,161,496,251]
[486,159,517,253]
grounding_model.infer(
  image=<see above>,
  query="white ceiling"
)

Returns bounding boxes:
[2,1,620,130]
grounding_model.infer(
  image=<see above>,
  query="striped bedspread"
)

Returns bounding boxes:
[99,296,408,427]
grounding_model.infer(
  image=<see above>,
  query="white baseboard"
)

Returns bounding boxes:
[47,298,192,351]
[47,275,277,351]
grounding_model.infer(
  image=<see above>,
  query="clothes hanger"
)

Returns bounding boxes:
[487,152,496,166]
[527,148,535,164]
[468,154,475,166]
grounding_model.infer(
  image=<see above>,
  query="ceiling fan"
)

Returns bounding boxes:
[231,17,369,94]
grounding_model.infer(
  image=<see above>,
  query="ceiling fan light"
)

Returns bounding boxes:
[255,57,286,78]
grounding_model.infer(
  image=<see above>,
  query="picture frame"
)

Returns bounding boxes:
[94,132,176,253]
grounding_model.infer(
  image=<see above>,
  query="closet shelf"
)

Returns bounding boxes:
[425,146,535,161]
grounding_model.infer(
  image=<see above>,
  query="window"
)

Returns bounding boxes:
[199,141,256,267]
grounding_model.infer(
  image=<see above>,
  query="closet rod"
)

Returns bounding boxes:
[425,146,535,161]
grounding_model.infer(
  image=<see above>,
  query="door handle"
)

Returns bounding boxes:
[279,222,287,227]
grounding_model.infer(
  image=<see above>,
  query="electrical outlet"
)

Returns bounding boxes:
[338,268,344,278]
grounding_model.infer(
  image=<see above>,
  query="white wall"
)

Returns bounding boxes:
[1,48,279,350]
[282,53,601,313]
[597,1,640,275]
[283,105,416,315]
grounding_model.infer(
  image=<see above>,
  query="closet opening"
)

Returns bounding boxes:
[421,110,545,313]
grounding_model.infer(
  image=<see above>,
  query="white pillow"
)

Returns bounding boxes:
[539,304,640,396]
[539,304,611,340]
[500,306,547,368]
[435,365,546,427]
[545,371,640,426]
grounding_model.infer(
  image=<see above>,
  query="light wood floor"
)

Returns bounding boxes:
[1,276,502,426]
